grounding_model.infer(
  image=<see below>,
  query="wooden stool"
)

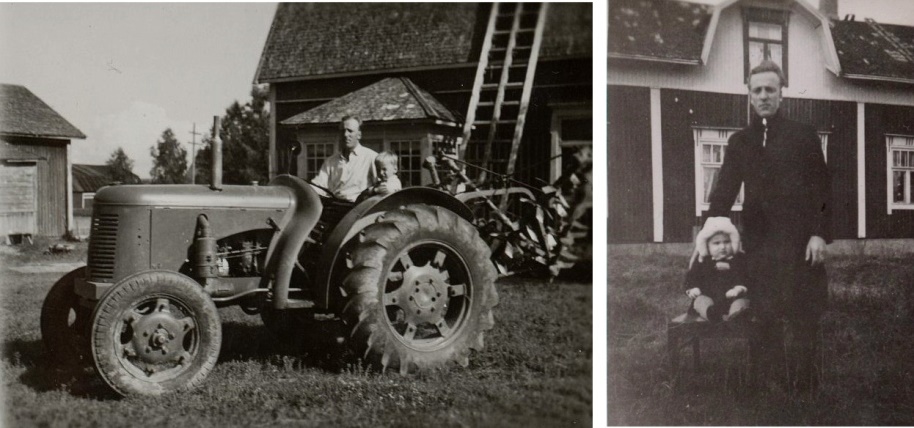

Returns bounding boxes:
[667,311,754,373]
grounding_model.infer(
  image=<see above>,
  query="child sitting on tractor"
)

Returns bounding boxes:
[684,218,750,322]
[360,151,402,199]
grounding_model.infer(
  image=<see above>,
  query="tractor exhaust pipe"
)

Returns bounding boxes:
[211,116,222,191]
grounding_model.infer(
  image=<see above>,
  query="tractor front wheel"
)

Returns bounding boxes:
[41,266,92,367]
[341,204,498,374]
[90,271,221,396]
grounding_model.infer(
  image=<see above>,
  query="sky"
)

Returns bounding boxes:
[0,1,912,179]
[0,3,277,178]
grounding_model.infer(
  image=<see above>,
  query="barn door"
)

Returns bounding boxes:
[0,162,38,236]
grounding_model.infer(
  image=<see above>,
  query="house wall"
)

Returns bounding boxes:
[608,5,914,106]
[272,58,592,186]
[608,85,652,243]
[2,137,69,236]
[865,103,914,238]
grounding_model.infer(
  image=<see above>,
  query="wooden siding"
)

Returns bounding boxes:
[661,89,747,243]
[608,85,652,243]
[0,137,69,236]
[608,5,914,106]
[865,103,914,238]
[272,58,592,186]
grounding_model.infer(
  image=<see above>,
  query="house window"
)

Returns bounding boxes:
[388,140,422,187]
[82,193,95,210]
[887,135,914,213]
[550,107,593,184]
[743,8,789,84]
[302,142,335,181]
[694,128,744,216]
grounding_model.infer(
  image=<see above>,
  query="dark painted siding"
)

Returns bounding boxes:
[780,98,857,239]
[608,85,652,243]
[660,89,746,243]
[2,136,69,236]
[273,58,592,185]
[865,103,914,238]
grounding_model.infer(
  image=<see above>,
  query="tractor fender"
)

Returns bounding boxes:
[316,187,474,311]
[261,175,322,309]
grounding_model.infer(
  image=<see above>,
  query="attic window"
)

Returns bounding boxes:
[743,8,790,84]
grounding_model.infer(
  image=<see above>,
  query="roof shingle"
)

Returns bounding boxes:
[832,19,914,83]
[282,77,460,126]
[72,164,140,192]
[256,3,591,82]
[608,0,713,64]
[0,84,86,139]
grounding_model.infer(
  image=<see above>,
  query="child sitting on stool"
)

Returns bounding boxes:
[685,218,749,322]
[360,151,402,200]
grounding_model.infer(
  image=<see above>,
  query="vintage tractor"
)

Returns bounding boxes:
[41,135,498,396]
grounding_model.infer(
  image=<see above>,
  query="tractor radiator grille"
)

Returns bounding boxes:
[88,213,119,281]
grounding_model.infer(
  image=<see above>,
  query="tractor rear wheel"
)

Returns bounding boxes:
[41,266,91,367]
[90,271,221,396]
[341,204,498,374]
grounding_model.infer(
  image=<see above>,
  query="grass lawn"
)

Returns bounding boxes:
[608,251,914,425]
[1,238,592,427]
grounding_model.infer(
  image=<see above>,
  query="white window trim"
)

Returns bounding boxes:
[693,127,744,216]
[549,105,592,183]
[887,134,914,214]
[81,193,95,209]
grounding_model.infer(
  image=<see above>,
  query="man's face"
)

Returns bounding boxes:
[748,71,782,118]
[377,161,396,181]
[707,233,733,260]
[339,118,361,151]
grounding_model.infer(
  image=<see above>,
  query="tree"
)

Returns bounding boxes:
[149,128,188,184]
[195,86,270,185]
[105,147,139,184]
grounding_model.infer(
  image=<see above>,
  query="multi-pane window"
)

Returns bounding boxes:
[888,135,914,213]
[743,8,789,84]
[303,142,335,181]
[389,140,422,187]
[694,128,743,215]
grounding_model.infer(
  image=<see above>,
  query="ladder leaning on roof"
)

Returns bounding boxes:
[458,2,549,183]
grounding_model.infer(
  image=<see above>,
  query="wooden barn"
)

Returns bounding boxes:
[72,164,141,216]
[255,3,592,188]
[0,84,85,238]
[608,0,914,244]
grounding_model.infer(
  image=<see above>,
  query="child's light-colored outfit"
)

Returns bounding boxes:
[377,175,402,195]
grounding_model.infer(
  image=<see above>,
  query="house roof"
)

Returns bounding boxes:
[255,3,592,82]
[832,19,914,84]
[608,0,714,64]
[0,84,86,139]
[72,164,140,193]
[281,77,461,126]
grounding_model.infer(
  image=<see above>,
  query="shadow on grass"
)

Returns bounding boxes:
[3,338,117,400]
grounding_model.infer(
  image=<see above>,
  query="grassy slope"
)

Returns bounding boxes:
[608,252,914,425]
[1,239,591,427]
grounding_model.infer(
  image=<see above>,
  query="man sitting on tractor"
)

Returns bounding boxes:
[310,114,378,202]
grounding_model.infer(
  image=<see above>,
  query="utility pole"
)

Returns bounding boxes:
[188,123,202,184]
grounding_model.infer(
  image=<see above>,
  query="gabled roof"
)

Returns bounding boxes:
[281,77,460,126]
[72,164,140,193]
[832,19,914,84]
[0,84,86,139]
[608,0,714,65]
[255,3,592,83]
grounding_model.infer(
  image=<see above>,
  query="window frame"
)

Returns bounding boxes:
[550,105,593,183]
[886,134,914,214]
[693,127,744,216]
[743,7,790,85]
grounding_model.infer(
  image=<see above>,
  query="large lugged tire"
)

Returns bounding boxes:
[41,266,92,367]
[341,204,498,374]
[90,271,221,396]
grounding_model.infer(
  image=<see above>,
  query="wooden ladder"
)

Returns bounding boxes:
[458,2,548,182]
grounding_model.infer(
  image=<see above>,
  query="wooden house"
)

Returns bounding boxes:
[255,3,592,188]
[72,164,141,216]
[608,0,914,243]
[0,84,85,238]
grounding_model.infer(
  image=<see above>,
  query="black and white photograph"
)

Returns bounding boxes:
[0,3,594,426]
[608,0,914,424]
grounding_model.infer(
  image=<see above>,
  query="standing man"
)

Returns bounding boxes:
[696,60,831,390]
[311,115,378,202]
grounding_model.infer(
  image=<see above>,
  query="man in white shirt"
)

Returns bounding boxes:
[311,115,378,202]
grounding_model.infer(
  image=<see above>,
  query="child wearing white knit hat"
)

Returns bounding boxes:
[684,218,750,321]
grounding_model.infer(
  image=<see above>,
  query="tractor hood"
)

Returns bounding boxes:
[93,184,294,210]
